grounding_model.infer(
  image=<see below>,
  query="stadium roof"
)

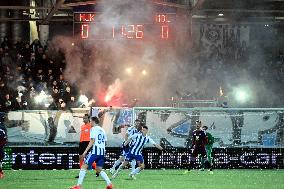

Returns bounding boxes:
[0,0,284,24]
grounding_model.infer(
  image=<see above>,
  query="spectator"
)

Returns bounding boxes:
[1,37,11,49]
[30,39,42,53]
[2,94,15,112]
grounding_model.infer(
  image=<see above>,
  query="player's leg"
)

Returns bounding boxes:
[76,142,95,178]
[198,146,207,170]
[81,142,99,177]
[79,155,84,168]
[0,147,4,178]
[112,153,132,178]
[110,155,124,174]
[124,146,136,172]
[200,147,212,174]
[206,145,213,172]
[92,162,99,177]
[95,156,113,189]
[206,145,213,165]
[0,162,3,179]
[74,153,84,178]
[198,154,205,171]
[184,148,197,174]
[198,146,209,171]
[130,159,136,173]
[112,160,129,179]
[78,142,87,168]
[111,144,128,174]
[129,156,144,179]
[70,152,95,189]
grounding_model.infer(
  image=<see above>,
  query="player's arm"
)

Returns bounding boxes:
[105,132,108,146]
[208,133,214,145]
[190,134,196,149]
[202,132,207,145]
[124,132,129,141]
[124,133,136,146]
[82,127,96,157]
[82,138,94,158]
[124,137,132,146]
[205,135,209,145]
[124,126,133,141]
[149,138,163,150]
[153,144,163,151]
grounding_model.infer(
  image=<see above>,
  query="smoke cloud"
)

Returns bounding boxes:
[50,0,284,107]
[51,0,195,106]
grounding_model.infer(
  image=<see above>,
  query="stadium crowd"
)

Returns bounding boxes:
[0,37,79,112]
[0,35,283,112]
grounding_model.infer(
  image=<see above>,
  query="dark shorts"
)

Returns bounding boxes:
[120,144,130,157]
[0,146,4,161]
[79,141,89,155]
[125,153,144,163]
[192,147,206,157]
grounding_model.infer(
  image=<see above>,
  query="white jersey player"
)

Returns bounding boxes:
[70,116,113,189]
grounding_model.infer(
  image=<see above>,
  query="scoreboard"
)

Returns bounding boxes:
[73,12,176,40]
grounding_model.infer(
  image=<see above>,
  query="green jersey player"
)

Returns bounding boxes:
[202,125,214,173]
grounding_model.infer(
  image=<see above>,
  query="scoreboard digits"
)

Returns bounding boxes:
[73,12,175,40]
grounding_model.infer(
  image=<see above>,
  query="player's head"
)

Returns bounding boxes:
[83,114,90,123]
[134,119,140,127]
[91,116,100,126]
[141,125,149,135]
[134,119,143,131]
[124,124,130,128]
[202,125,208,131]
[195,120,202,129]
[98,111,104,118]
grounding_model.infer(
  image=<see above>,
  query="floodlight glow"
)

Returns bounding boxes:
[141,70,147,75]
[79,95,88,104]
[125,67,132,74]
[233,87,251,104]
[44,103,50,108]
[236,91,247,102]
[34,91,48,104]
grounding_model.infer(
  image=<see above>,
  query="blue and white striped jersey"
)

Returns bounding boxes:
[0,128,6,139]
[90,125,107,156]
[0,123,7,137]
[129,133,156,155]
[125,126,138,146]
[126,126,138,139]
[0,128,7,147]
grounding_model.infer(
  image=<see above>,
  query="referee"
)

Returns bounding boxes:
[76,114,98,178]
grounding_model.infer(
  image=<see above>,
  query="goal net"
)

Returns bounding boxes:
[133,107,284,148]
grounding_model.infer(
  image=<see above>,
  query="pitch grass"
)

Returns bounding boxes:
[1,169,284,189]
